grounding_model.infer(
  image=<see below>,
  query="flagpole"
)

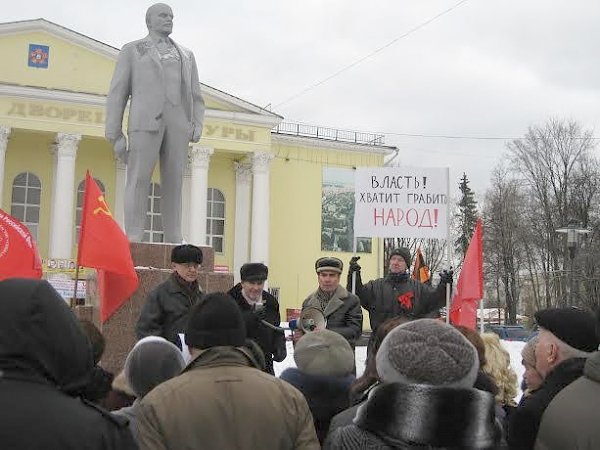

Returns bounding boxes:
[351,236,357,294]
[72,171,90,310]
[445,167,451,324]
[479,296,484,333]
[71,265,81,309]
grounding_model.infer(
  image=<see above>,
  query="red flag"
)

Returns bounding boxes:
[411,248,430,283]
[0,209,42,281]
[450,218,483,329]
[77,171,138,322]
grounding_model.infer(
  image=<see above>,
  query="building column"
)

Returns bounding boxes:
[49,133,81,259]
[181,156,192,242]
[250,151,273,264]
[233,161,252,283]
[187,145,213,246]
[0,126,10,209]
[114,161,126,230]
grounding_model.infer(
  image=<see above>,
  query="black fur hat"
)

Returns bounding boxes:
[240,263,268,282]
[171,244,203,264]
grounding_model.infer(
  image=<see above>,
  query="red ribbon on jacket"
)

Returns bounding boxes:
[397,291,414,310]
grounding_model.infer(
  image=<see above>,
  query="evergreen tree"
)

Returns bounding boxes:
[455,173,479,257]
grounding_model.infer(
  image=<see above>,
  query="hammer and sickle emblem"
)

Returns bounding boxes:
[93,195,112,216]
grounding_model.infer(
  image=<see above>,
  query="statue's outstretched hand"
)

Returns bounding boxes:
[114,134,128,164]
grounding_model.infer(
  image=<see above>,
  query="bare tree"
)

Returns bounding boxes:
[506,118,598,309]
[483,165,525,324]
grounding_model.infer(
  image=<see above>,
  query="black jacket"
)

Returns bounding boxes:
[348,272,446,331]
[508,357,586,450]
[228,283,286,374]
[0,278,137,450]
[325,382,498,450]
[280,367,354,444]
[136,273,204,347]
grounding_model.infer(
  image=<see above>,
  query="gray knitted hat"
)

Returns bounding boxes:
[376,319,479,388]
[125,336,186,398]
[294,329,355,377]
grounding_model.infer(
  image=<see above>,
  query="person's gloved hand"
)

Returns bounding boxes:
[349,256,362,274]
[254,304,267,321]
[438,269,454,285]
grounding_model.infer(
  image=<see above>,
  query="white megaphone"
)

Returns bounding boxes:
[298,307,326,333]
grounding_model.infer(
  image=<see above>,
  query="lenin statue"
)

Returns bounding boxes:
[105,3,205,243]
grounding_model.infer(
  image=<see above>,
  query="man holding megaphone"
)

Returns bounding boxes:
[299,257,363,348]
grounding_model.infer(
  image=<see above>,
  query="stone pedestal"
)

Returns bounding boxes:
[84,242,233,375]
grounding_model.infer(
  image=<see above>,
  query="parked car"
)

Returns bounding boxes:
[484,324,531,342]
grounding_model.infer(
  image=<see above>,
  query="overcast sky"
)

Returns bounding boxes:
[5,0,600,200]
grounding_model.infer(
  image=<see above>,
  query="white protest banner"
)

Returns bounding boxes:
[354,166,449,239]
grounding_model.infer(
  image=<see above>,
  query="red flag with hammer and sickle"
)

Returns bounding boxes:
[77,171,138,322]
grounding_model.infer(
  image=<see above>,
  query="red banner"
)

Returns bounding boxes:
[0,209,42,281]
[77,171,138,322]
[450,218,484,329]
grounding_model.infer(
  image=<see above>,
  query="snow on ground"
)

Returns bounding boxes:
[274,335,527,404]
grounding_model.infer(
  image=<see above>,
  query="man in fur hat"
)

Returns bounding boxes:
[227,263,286,375]
[347,247,452,333]
[136,244,204,347]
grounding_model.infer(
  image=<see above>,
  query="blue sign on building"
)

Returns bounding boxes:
[28,44,50,68]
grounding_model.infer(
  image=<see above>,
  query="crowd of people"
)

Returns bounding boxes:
[1,244,599,449]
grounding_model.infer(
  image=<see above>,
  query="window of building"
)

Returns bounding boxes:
[11,172,41,240]
[144,183,164,243]
[206,188,225,253]
[75,178,105,242]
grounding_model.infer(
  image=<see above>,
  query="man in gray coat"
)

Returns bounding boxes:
[302,257,363,347]
[105,3,205,243]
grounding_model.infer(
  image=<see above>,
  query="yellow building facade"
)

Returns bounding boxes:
[0,19,395,315]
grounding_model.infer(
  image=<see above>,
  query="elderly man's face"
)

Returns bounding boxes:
[241,280,265,302]
[318,271,340,293]
[147,4,173,35]
[172,262,199,283]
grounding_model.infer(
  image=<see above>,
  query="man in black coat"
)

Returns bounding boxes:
[136,244,204,348]
[228,263,286,375]
[347,247,452,333]
[0,278,137,449]
[508,307,599,450]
